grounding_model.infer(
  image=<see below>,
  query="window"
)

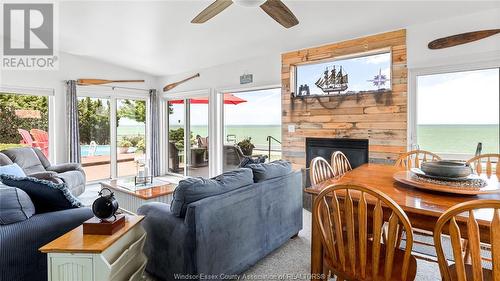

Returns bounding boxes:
[0,92,50,157]
[295,50,391,96]
[416,68,499,156]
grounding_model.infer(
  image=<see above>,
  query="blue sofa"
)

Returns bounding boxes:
[0,184,93,281]
[138,161,303,281]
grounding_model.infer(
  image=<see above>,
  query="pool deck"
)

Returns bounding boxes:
[82,153,137,181]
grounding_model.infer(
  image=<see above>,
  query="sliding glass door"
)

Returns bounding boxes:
[78,92,148,182]
[222,88,281,171]
[167,94,210,178]
[116,99,147,177]
[78,97,111,181]
[187,97,209,177]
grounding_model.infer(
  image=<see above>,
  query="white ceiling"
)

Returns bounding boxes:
[56,1,499,76]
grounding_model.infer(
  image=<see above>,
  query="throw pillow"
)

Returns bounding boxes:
[0,163,26,178]
[238,156,267,168]
[170,168,254,217]
[0,186,35,225]
[0,175,83,213]
[248,160,292,182]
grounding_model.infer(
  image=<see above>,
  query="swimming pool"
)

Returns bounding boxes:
[81,145,111,157]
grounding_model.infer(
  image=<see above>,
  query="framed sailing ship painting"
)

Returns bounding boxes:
[294,49,392,97]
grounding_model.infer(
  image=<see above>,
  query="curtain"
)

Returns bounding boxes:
[149,89,161,176]
[66,80,81,163]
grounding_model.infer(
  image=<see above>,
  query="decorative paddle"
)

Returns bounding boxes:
[163,73,200,92]
[77,79,145,86]
[428,29,500,49]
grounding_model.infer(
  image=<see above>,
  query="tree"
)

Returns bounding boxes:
[117,99,146,126]
[0,93,48,144]
[77,97,110,145]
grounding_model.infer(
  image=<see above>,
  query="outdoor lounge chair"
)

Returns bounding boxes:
[223,145,267,171]
[169,142,181,173]
[17,129,36,147]
[30,129,49,157]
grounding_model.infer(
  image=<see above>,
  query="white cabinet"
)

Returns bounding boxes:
[42,216,147,281]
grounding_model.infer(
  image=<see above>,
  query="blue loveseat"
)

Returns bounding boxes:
[0,184,93,281]
[138,161,303,281]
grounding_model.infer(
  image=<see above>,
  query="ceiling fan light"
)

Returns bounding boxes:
[234,0,266,8]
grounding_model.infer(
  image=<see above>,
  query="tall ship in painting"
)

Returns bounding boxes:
[315,66,349,93]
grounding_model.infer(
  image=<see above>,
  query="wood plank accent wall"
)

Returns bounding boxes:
[281,29,407,168]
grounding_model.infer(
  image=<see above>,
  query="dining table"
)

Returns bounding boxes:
[305,163,500,280]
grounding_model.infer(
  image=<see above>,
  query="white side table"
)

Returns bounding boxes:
[40,216,147,281]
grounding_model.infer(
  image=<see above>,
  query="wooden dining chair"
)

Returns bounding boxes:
[331,151,352,177]
[466,154,500,178]
[434,199,500,281]
[395,150,441,170]
[310,157,336,185]
[313,184,417,281]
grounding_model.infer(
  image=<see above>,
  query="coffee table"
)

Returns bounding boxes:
[100,177,177,214]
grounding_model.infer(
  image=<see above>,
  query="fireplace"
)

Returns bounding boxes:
[305,138,369,186]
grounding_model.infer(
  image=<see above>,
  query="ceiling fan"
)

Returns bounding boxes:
[191,0,299,28]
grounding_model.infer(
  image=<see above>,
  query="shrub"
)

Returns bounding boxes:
[118,140,133,148]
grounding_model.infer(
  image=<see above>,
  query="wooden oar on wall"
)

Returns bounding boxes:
[163,73,200,92]
[428,29,500,49]
[77,79,145,86]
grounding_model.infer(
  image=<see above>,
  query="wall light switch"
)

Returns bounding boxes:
[288,125,295,133]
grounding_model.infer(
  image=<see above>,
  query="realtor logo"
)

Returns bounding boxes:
[2,3,58,70]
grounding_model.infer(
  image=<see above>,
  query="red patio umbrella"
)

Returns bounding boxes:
[168,93,246,105]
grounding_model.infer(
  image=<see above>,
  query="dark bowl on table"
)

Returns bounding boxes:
[420,160,472,178]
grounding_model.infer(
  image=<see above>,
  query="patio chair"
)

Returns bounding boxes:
[30,129,49,157]
[17,129,36,147]
[223,145,266,171]
[169,141,180,173]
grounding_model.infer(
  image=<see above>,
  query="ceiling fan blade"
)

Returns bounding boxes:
[260,0,298,28]
[191,0,233,24]
[428,29,500,49]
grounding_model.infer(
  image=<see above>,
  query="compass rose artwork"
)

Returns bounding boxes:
[367,68,390,90]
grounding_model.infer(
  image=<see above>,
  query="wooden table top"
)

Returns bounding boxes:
[40,216,144,254]
[100,178,176,200]
[306,163,500,222]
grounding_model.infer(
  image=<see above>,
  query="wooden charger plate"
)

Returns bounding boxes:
[393,171,500,195]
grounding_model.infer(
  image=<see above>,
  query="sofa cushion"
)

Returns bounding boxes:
[0,175,83,213]
[0,163,27,178]
[248,160,292,182]
[58,170,85,189]
[0,186,35,225]
[1,148,46,175]
[170,168,254,217]
[0,152,14,165]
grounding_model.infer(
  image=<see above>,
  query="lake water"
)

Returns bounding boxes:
[417,124,499,154]
[82,124,499,156]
